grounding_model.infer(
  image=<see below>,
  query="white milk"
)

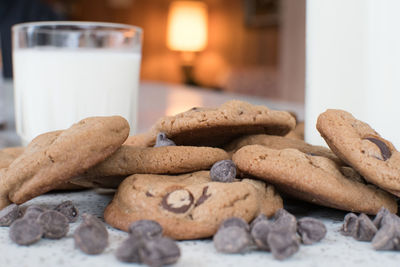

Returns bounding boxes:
[13,48,141,144]
[306,0,400,148]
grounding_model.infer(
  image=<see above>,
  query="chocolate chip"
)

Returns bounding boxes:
[0,204,19,226]
[129,220,163,240]
[210,160,237,183]
[271,209,297,234]
[213,226,253,254]
[219,217,250,232]
[161,189,194,214]
[139,237,181,267]
[373,207,400,231]
[373,207,391,229]
[23,205,46,222]
[341,213,358,236]
[297,217,327,245]
[268,231,299,260]
[189,107,201,112]
[115,235,144,263]
[250,220,271,251]
[9,218,43,245]
[364,137,392,160]
[146,192,154,197]
[154,132,176,147]
[250,214,269,229]
[74,214,108,255]
[195,186,211,207]
[372,217,400,251]
[37,210,69,239]
[54,201,79,223]
[354,213,377,241]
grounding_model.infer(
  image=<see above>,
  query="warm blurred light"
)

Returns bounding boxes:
[166,87,203,116]
[167,1,208,52]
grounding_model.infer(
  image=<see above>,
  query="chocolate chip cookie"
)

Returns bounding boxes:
[104,171,283,240]
[224,134,343,165]
[0,116,129,209]
[85,145,229,177]
[70,145,230,189]
[0,147,85,191]
[233,145,397,215]
[317,109,400,196]
[123,134,153,148]
[0,147,24,169]
[143,100,296,147]
[285,121,304,140]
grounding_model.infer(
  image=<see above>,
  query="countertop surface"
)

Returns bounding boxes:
[1,81,399,266]
[1,190,399,267]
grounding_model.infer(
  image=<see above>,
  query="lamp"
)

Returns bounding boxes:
[167,1,208,86]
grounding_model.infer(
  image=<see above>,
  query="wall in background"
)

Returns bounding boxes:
[53,0,280,93]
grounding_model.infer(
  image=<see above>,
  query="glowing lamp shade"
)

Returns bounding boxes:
[167,1,208,52]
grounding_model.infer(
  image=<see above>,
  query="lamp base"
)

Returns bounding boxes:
[181,64,198,86]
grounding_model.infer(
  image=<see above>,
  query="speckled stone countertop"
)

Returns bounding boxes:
[0,190,399,267]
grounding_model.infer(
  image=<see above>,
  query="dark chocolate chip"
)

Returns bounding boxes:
[9,218,43,245]
[23,205,46,222]
[372,218,400,251]
[0,204,19,226]
[74,214,108,255]
[161,189,194,214]
[364,137,392,161]
[250,214,269,230]
[297,217,327,245]
[210,160,237,183]
[213,226,253,254]
[146,192,154,197]
[189,107,201,112]
[219,217,250,232]
[374,207,400,231]
[154,132,176,147]
[271,209,297,234]
[268,231,299,260]
[195,186,211,207]
[139,237,181,267]
[37,210,69,239]
[341,213,358,236]
[116,235,144,263]
[129,220,163,240]
[354,213,377,241]
[373,207,391,229]
[250,220,271,251]
[54,201,79,223]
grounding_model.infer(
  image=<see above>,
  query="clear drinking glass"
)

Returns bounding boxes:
[12,21,142,144]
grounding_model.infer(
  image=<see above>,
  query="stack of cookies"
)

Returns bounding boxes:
[0,100,398,241]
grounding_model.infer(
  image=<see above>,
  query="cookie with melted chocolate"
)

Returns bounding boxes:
[104,171,283,240]
[317,109,400,196]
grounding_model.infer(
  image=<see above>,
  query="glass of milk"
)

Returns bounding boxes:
[12,21,142,144]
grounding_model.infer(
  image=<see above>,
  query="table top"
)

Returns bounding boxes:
[2,190,399,267]
[1,81,399,267]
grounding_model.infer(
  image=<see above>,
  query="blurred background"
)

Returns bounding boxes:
[0,0,305,103]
